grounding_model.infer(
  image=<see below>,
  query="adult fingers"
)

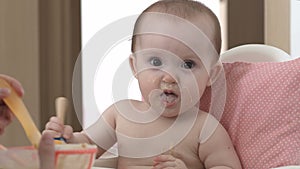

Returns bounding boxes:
[39,132,55,169]
[0,74,24,97]
[0,88,10,98]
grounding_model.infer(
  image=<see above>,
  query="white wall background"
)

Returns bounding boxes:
[81,0,220,128]
[290,0,300,58]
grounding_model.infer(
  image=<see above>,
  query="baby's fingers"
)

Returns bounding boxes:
[153,155,187,169]
[153,155,176,169]
[42,130,61,138]
[62,125,73,139]
[45,117,64,137]
[153,161,175,169]
[45,116,63,129]
[49,116,63,124]
[153,155,176,163]
[45,121,64,132]
[43,124,73,140]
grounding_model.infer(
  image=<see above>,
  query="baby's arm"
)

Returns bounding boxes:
[198,114,242,169]
[43,103,118,157]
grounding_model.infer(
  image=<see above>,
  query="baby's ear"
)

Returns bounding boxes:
[207,61,222,86]
[129,54,137,78]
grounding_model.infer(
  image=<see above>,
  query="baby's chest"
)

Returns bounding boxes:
[115,116,203,168]
[115,116,176,137]
[117,140,203,169]
[117,144,203,169]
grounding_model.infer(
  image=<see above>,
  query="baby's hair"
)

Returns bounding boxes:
[131,0,222,54]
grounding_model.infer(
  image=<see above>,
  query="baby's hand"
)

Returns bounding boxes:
[43,116,74,140]
[152,154,188,169]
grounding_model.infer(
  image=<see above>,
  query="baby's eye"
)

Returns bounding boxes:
[182,60,195,69]
[150,57,162,66]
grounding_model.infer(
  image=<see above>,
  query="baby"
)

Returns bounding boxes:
[45,1,242,169]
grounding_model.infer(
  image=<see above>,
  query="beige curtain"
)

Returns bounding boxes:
[39,0,82,131]
[0,0,82,146]
[0,0,40,146]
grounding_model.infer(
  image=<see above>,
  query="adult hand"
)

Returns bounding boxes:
[39,132,55,169]
[0,74,24,135]
[0,74,24,97]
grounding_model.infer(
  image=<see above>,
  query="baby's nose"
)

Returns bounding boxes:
[162,72,177,84]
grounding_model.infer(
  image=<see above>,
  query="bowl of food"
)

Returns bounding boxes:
[55,143,97,169]
[0,143,97,169]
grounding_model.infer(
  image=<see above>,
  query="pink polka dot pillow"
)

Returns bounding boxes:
[200,58,300,168]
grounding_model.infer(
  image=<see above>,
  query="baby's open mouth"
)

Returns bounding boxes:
[160,90,178,107]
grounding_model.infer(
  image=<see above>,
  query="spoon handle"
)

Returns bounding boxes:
[0,78,41,148]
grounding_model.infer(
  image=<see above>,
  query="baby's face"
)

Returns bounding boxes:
[131,35,211,117]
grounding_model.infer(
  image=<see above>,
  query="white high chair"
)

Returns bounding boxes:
[92,44,294,169]
[221,44,292,63]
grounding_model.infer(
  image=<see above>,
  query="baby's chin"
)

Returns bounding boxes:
[159,107,190,118]
[160,112,179,118]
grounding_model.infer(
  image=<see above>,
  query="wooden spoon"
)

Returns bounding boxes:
[54,97,68,144]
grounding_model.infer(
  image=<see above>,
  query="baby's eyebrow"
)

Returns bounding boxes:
[180,53,199,60]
